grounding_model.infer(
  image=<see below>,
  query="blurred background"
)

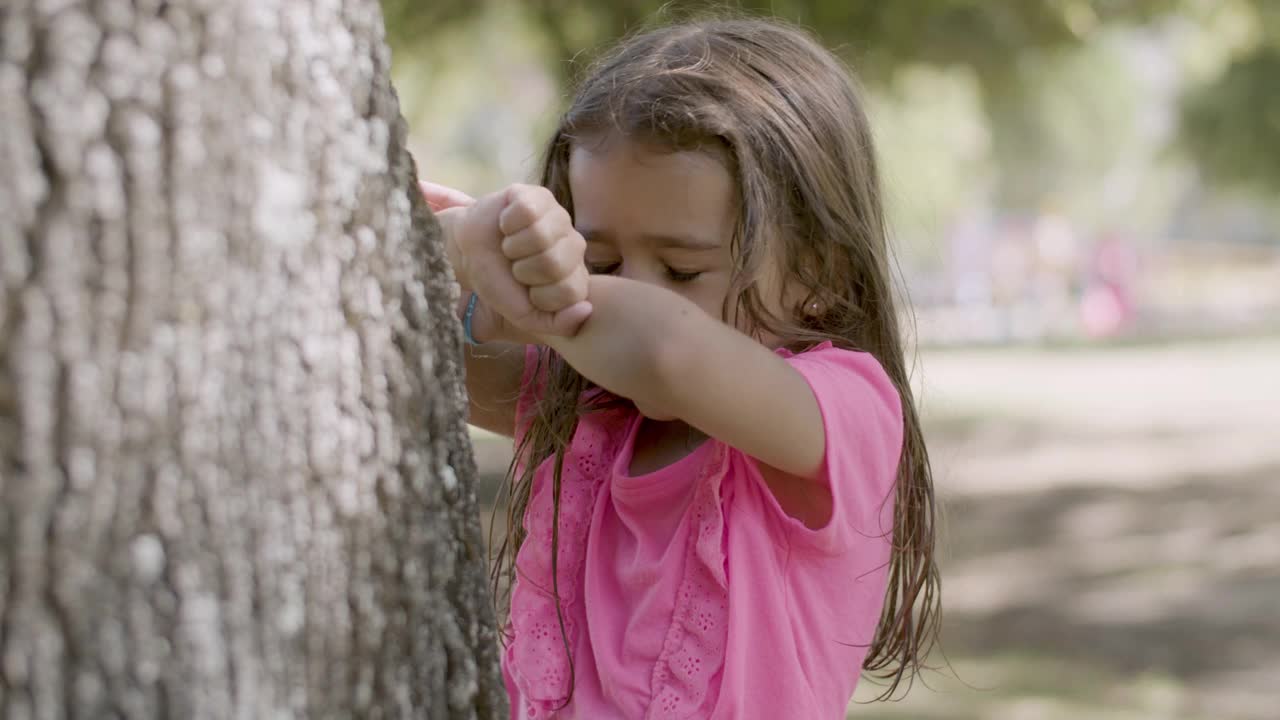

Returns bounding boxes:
[384,1,1280,718]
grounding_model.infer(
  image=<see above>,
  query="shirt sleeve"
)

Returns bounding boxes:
[776,344,905,554]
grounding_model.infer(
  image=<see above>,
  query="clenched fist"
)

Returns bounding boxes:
[423,180,591,343]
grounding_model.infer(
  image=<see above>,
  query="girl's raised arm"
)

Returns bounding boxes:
[427,184,529,437]
[426,181,589,437]
[539,275,825,479]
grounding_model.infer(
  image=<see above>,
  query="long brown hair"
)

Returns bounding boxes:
[491,15,941,701]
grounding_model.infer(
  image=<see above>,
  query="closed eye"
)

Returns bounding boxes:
[666,266,703,283]
[586,261,620,275]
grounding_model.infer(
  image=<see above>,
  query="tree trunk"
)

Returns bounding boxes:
[0,0,506,717]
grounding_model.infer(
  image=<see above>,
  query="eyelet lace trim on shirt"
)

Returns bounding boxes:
[508,413,620,714]
[508,417,732,720]
[645,442,730,719]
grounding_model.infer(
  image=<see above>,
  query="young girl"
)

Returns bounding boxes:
[428,16,940,719]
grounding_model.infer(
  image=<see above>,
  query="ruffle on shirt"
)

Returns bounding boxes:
[645,440,730,719]
[507,411,621,715]
[507,416,733,719]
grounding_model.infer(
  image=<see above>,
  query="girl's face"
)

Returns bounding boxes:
[569,135,789,340]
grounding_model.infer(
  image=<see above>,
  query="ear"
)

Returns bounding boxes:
[787,284,824,318]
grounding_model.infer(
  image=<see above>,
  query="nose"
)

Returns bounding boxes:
[617,262,661,286]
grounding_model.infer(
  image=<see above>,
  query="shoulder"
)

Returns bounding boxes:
[780,342,903,427]
[755,342,905,552]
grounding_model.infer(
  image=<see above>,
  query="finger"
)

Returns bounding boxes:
[498,185,556,237]
[501,212,565,262]
[528,276,589,313]
[528,264,588,311]
[510,239,584,287]
[420,180,475,212]
[549,301,593,337]
[511,301,592,339]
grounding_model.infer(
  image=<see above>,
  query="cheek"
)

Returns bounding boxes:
[707,278,785,340]
[684,274,734,323]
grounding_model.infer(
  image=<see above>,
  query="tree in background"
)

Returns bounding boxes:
[1180,1,1280,190]
[388,0,1175,80]
[1,0,505,716]
[386,0,1279,199]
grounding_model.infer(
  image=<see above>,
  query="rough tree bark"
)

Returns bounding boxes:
[0,0,506,717]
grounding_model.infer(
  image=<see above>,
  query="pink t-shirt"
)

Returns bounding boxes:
[501,342,903,719]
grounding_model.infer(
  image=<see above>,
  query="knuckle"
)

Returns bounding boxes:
[530,223,557,251]
[529,282,555,301]
[558,234,582,261]
[511,260,536,284]
[516,254,553,283]
[512,197,539,223]
[549,250,576,278]
[529,185,554,204]
[540,249,562,270]
[548,201,570,225]
[502,189,540,229]
[528,287,553,311]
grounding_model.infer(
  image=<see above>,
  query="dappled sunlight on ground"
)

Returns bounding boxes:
[850,338,1280,719]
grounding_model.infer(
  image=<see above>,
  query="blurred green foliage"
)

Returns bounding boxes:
[384,0,1280,195]
[388,1,1177,82]
[1179,1,1280,190]
[1182,46,1280,190]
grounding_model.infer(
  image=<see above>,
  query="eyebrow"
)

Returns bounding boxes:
[581,229,722,251]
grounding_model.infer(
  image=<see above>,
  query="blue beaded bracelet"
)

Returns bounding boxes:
[462,291,480,345]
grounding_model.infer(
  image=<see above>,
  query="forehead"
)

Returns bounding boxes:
[568,137,736,244]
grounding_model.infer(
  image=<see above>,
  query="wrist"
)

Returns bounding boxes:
[456,291,536,346]
[456,291,492,344]
[437,206,472,289]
